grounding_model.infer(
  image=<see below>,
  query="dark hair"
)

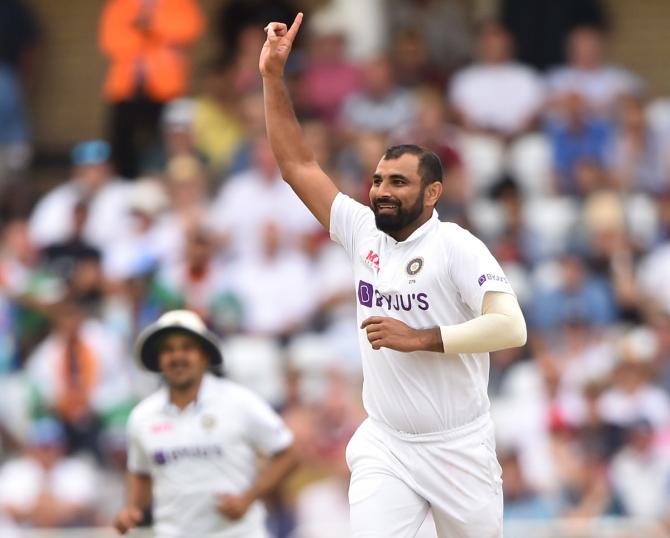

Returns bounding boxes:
[382,144,443,186]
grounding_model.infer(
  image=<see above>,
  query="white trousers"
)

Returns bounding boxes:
[346,414,503,538]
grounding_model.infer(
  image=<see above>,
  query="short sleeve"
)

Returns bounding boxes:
[449,229,516,315]
[242,391,294,456]
[126,413,151,474]
[329,193,376,259]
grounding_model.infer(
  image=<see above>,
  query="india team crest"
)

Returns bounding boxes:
[201,414,216,431]
[406,257,424,276]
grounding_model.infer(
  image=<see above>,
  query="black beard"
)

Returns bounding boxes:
[373,190,425,234]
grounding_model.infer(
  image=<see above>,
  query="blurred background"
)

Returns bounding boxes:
[1,0,670,537]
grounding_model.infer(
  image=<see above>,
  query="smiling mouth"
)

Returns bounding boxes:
[375,202,399,211]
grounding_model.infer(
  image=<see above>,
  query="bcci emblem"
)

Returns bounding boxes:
[406,257,424,276]
[201,414,216,432]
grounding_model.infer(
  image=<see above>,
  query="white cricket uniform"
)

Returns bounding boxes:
[126,374,293,538]
[330,193,515,537]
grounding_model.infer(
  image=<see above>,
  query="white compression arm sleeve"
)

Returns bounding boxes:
[440,291,527,354]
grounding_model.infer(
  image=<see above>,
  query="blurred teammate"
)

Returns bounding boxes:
[114,310,296,537]
[260,14,527,537]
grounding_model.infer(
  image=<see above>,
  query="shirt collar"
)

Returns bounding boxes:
[384,209,440,247]
[162,373,215,415]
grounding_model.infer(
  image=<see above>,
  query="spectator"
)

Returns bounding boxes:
[607,96,670,194]
[546,25,643,117]
[0,418,99,527]
[545,92,613,195]
[209,137,320,262]
[298,19,362,124]
[102,177,169,283]
[387,0,472,72]
[339,55,416,135]
[28,140,132,254]
[500,450,558,519]
[531,253,617,331]
[25,300,132,456]
[228,222,318,337]
[148,227,242,333]
[610,420,670,519]
[99,0,204,178]
[0,0,40,183]
[597,359,670,430]
[38,201,104,313]
[449,21,544,137]
[192,65,245,174]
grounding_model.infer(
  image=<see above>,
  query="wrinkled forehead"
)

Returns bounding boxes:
[374,153,421,180]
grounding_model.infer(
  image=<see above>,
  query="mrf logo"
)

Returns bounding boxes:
[358,280,429,311]
[365,250,380,273]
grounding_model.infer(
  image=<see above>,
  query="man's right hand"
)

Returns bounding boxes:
[114,506,143,535]
[259,12,303,78]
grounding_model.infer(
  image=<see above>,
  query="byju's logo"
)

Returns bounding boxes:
[358,280,374,307]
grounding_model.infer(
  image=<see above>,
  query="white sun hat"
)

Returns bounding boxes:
[135,310,223,372]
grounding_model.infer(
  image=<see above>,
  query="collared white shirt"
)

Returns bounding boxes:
[126,374,293,538]
[330,193,515,434]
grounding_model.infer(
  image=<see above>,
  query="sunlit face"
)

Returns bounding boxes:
[158,332,209,390]
[370,153,426,234]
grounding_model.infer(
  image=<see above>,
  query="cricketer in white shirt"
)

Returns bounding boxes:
[116,311,296,538]
[126,375,293,538]
[261,14,527,538]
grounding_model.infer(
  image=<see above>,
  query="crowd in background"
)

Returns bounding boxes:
[1,0,670,536]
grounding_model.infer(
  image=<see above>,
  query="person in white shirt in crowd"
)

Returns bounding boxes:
[151,154,212,265]
[449,21,544,138]
[261,14,527,537]
[229,221,318,337]
[339,55,416,136]
[546,25,644,118]
[209,136,320,262]
[448,21,548,196]
[0,417,99,527]
[114,310,297,538]
[610,419,670,520]
[28,140,132,252]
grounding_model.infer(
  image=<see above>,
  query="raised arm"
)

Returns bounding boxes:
[259,13,339,228]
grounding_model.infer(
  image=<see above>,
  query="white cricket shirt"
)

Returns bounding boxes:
[330,193,516,434]
[126,374,293,538]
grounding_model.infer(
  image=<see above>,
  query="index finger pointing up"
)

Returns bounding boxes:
[286,12,304,42]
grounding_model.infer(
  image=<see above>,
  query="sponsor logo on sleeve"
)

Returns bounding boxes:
[478,273,508,286]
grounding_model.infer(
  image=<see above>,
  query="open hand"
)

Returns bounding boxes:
[259,12,303,78]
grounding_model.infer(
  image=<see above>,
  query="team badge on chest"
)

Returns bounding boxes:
[201,414,216,432]
[406,257,424,276]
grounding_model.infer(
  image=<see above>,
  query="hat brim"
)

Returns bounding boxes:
[135,325,223,373]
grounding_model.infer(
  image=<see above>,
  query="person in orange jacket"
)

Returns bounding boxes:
[99,0,204,179]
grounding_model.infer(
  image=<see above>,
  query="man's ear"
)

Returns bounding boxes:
[425,181,443,207]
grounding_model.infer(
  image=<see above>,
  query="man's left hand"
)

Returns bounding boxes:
[217,493,253,520]
[361,317,441,352]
